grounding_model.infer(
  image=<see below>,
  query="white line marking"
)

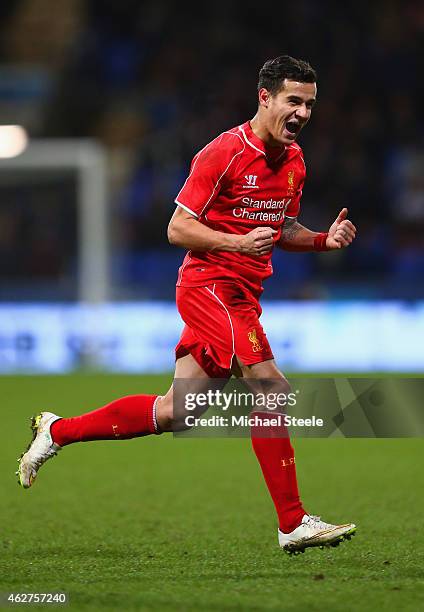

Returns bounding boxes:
[175,200,198,217]
[204,286,235,366]
[239,125,264,156]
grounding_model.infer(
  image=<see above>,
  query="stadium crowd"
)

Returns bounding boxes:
[0,0,423,299]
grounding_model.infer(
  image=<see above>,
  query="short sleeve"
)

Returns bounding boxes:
[175,132,244,218]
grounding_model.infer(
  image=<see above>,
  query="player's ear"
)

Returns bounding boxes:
[258,88,270,108]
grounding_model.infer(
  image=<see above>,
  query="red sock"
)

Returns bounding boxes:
[250,411,306,533]
[51,395,159,447]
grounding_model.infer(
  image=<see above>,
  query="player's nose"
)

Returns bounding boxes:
[295,104,310,120]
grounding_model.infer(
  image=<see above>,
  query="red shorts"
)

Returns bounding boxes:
[175,282,274,378]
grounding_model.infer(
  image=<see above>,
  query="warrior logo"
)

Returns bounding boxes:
[243,174,259,189]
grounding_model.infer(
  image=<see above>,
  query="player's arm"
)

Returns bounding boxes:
[278,208,356,252]
[168,206,276,256]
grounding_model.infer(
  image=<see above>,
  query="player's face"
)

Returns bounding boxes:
[262,80,317,146]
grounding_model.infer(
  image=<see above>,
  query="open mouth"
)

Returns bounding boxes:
[285,120,300,136]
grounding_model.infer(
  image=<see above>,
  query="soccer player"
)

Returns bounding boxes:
[17,55,357,554]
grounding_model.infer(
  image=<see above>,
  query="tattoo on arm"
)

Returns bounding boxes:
[281,218,303,241]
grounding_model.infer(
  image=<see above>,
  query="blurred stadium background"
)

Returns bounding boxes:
[1,5,424,610]
[0,0,423,373]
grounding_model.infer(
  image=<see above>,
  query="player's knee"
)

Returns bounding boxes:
[238,360,291,394]
[156,394,206,433]
[156,395,174,432]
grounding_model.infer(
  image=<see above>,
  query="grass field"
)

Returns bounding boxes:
[1,374,423,611]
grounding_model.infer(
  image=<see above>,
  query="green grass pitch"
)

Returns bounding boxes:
[1,374,423,611]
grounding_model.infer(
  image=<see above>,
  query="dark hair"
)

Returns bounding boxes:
[258,55,317,95]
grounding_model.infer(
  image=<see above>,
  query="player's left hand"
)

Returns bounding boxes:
[326,207,356,249]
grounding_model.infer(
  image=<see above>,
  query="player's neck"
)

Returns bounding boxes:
[249,115,284,150]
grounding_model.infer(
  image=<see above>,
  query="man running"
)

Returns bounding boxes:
[18,55,357,554]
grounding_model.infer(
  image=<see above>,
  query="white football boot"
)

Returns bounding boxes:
[279,514,357,555]
[16,412,62,489]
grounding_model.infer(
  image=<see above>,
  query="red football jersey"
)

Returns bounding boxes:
[175,121,306,297]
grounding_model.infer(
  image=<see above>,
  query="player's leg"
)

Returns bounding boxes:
[175,282,356,552]
[17,283,232,489]
[235,358,356,553]
[177,282,305,534]
[233,358,306,534]
[176,283,312,544]
[154,352,217,432]
[51,351,210,442]
[16,352,209,489]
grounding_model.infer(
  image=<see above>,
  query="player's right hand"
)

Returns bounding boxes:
[239,227,277,256]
